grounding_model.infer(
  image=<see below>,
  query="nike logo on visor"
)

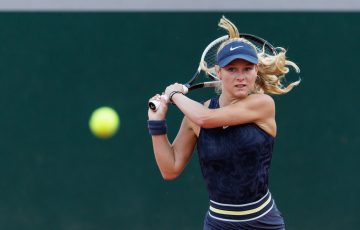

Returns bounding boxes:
[230,45,243,51]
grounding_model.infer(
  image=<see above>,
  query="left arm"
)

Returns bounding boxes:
[165,84,275,129]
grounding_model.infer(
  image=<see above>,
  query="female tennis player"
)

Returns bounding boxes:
[147,17,300,230]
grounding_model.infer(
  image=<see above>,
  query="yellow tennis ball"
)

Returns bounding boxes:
[89,107,120,139]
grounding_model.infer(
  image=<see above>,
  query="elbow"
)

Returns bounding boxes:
[160,167,181,180]
[192,111,213,128]
[161,172,179,181]
[193,116,215,128]
[199,120,215,128]
[193,117,206,127]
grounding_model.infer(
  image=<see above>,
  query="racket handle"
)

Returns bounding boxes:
[182,85,189,94]
[148,85,188,112]
[148,95,169,112]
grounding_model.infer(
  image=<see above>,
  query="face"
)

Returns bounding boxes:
[216,59,258,99]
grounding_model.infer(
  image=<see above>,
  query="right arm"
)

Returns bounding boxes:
[148,95,197,180]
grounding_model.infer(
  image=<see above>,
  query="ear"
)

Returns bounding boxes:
[215,65,222,79]
[254,64,259,73]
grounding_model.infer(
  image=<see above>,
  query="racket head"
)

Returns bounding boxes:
[184,35,228,88]
[241,33,277,56]
[148,33,278,111]
[198,35,229,80]
[188,33,277,91]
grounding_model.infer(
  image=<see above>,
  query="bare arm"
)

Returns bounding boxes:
[151,117,197,180]
[171,92,275,129]
[148,95,197,180]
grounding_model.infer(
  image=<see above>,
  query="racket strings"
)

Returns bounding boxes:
[250,40,276,56]
[201,41,223,79]
[199,35,277,81]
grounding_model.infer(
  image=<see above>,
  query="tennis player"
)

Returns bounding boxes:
[147,17,300,230]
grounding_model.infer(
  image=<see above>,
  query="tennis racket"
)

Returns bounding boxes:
[148,34,278,111]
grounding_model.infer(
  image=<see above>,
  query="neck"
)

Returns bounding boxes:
[219,93,241,108]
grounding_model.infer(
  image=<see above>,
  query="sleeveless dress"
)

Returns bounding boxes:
[197,96,285,230]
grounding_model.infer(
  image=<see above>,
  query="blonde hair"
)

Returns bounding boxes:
[217,16,300,95]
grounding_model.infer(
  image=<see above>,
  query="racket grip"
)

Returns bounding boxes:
[148,95,169,111]
[148,85,187,111]
[182,85,189,94]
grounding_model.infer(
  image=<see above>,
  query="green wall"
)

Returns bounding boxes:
[0,13,359,230]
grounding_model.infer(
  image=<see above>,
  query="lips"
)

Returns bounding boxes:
[235,84,246,88]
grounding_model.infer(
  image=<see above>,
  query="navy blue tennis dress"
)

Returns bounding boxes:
[197,96,285,230]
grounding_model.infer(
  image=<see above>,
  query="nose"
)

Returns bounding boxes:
[234,73,245,81]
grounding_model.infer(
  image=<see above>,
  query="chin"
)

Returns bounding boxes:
[234,89,249,98]
[234,92,248,99]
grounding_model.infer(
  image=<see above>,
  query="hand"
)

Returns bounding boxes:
[164,83,186,98]
[148,94,169,120]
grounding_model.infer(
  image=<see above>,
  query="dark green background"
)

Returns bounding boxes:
[0,13,359,229]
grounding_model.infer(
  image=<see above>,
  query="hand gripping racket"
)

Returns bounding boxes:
[148,34,277,111]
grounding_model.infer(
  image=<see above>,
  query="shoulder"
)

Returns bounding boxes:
[247,93,274,103]
[244,93,275,110]
[231,93,275,122]
[243,94,276,136]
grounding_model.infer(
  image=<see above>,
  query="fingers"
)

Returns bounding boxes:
[148,93,169,120]
[165,83,187,96]
[148,93,169,113]
[160,94,169,103]
[148,81,186,112]
[149,94,168,103]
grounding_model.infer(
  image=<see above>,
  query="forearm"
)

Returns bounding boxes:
[171,93,210,126]
[151,134,178,179]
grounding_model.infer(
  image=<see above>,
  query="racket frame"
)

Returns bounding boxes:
[148,34,277,111]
